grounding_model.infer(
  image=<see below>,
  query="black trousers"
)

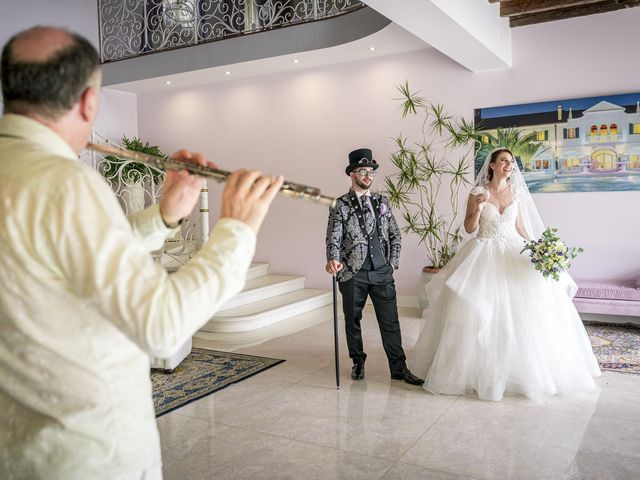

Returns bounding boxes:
[338,265,407,374]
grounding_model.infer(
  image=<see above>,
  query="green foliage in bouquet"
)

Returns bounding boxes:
[104,135,165,185]
[521,227,583,281]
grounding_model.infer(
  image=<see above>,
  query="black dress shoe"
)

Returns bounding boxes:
[351,363,365,380]
[391,369,424,386]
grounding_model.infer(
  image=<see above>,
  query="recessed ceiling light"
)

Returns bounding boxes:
[165,81,172,85]
[292,59,299,64]
[225,71,231,75]
[369,46,376,51]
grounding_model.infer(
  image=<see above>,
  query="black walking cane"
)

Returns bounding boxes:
[332,274,340,389]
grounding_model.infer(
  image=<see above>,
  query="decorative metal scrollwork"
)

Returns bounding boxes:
[81,131,207,269]
[98,0,364,62]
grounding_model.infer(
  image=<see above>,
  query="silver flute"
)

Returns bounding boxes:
[86,142,336,208]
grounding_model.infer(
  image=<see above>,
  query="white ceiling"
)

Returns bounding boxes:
[362,0,511,72]
[105,23,429,95]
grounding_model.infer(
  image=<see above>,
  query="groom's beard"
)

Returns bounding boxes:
[355,177,371,190]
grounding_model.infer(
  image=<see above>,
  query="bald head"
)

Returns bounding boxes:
[10,26,75,63]
[1,26,100,119]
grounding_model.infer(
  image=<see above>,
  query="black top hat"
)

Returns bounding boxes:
[345,148,379,175]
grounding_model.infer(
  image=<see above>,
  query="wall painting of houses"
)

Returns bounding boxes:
[474,92,640,193]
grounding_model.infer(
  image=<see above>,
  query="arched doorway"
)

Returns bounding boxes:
[591,149,618,171]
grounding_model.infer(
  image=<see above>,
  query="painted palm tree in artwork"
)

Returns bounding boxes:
[475,128,546,174]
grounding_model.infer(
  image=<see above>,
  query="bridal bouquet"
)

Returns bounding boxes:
[521,228,583,281]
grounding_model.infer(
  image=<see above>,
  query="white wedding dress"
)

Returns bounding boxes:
[411,198,601,401]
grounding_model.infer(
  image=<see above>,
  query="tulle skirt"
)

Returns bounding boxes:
[411,236,601,401]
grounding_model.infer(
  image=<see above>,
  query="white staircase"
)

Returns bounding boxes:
[197,263,333,334]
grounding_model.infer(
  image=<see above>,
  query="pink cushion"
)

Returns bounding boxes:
[573,297,640,316]
[575,281,640,302]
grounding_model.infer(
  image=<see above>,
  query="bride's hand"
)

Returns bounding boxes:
[475,193,488,210]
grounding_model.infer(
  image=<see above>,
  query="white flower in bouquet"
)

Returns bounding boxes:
[520,227,583,281]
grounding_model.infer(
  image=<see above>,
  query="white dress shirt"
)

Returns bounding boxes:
[354,189,371,203]
[355,189,375,233]
[0,114,256,479]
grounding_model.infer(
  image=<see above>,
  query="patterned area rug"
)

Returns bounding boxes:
[585,323,640,375]
[151,348,285,417]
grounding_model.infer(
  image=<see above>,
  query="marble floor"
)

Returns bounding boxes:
[158,307,640,480]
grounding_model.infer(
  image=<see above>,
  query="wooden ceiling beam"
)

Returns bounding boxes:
[509,0,640,27]
[501,0,603,17]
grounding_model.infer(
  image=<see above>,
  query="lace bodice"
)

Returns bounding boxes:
[477,200,521,242]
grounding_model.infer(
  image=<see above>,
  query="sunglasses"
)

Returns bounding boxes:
[354,168,376,177]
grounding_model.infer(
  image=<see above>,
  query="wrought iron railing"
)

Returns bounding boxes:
[81,131,209,269]
[98,0,364,62]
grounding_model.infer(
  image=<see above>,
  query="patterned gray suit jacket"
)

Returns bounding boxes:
[325,189,402,282]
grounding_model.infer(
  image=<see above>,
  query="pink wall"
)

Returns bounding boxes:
[0,0,99,49]
[137,8,640,295]
[95,89,139,142]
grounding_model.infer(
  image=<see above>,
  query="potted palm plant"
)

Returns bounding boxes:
[384,82,479,309]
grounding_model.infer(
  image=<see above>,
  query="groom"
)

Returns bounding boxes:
[325,148,423,385]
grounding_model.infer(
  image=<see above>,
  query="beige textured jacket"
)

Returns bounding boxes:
[0,114,256,479]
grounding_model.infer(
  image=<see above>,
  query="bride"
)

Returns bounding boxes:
[411,148,601,401]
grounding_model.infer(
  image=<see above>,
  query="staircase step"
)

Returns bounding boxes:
[246,262,268,280]
[194,304,334,348]
[218,274,305,310]
[202,289,332,333]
